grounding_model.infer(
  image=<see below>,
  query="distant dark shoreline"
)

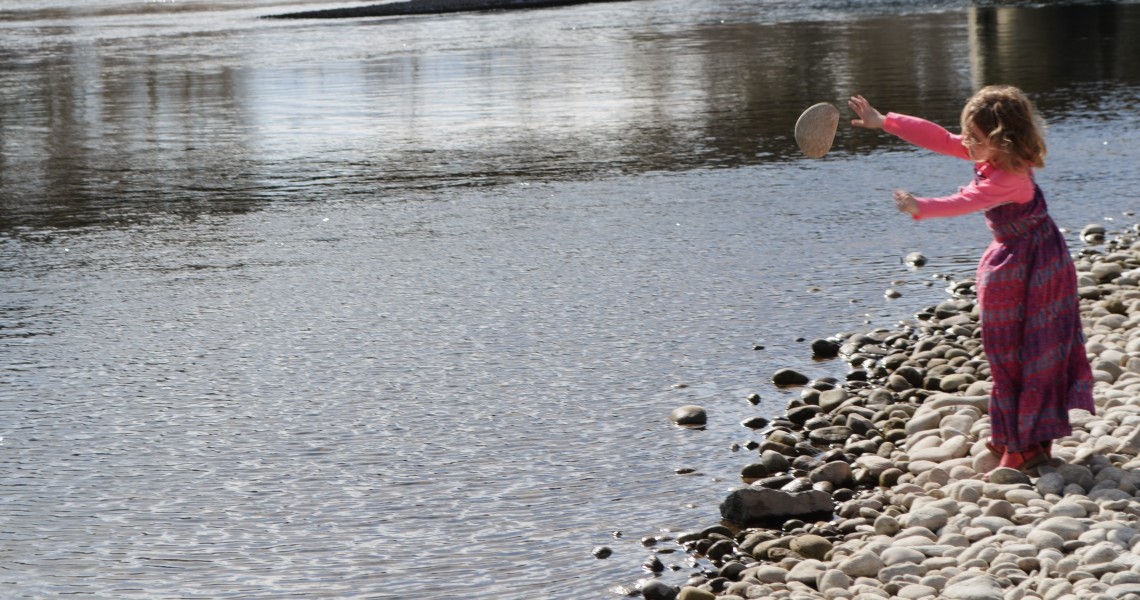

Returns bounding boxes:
[265,0,635,19]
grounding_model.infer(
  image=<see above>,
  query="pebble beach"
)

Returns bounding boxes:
[642,222,1140,600]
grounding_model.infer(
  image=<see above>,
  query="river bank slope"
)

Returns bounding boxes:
[644,222,1140,600]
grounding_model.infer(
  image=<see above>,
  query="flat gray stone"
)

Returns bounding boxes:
[942,574,1004,600]
[719,487,834,526]
[795,102,840,158]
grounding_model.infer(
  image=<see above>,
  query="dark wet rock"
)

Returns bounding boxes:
[759,450,791,473]
[781,476,815,493]
[879,468,903,487]
[670,405,707,426]
[792,455,822,471]
[740,463,769,481]
[767,429,800,447]
[759,440,798,457]
[810,461,853,487]
[718,560,748,580]
[706,539,734,561]
[812,338,841,359]
[741,416,769,429]
[818,388,849,412]
[787,404,823,425]
[643,555,665,572]
[754,475,795,490]
[640,580,678,600]
[803,415,832,431]
[811,377,841,390]
[701,525,734,539]
[808,425,854,445]
[846,413,877,436]
[773,368,810,386]
[720,488,834,526]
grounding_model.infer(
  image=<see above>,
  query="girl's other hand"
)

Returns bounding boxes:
[848,95,885,130]
[894,189,919,217]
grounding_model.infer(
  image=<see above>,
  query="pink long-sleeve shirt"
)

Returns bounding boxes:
[883,112,1036,220]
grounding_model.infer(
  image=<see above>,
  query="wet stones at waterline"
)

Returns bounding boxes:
[627,223,1140,600]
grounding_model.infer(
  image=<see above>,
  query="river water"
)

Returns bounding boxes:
[1,0,1139,598]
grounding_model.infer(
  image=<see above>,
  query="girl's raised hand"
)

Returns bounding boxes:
[894,189,919,217]
[848,95,885,130]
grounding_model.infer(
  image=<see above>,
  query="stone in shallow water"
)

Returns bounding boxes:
[773,368,810,386]
[669,405,706,426]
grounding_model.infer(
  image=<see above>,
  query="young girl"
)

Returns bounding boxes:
[848,86,1095,475]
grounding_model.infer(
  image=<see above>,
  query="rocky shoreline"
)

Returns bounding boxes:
[637,221,1140,600]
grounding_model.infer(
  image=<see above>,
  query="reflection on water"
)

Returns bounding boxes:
[3,2,1138,231]
[1,1,1140,598]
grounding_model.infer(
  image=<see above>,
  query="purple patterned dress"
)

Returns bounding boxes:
[977,184,1095,452]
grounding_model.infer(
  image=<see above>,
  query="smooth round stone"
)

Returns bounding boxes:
[896,583,937,599]
[811,461,854,487]
[791,534,833,561]
[786,559,827,586]
[875,514,901,536]
[1003,544,1038,558]
[883,546,927,566]
[984,500,1017,519]
[677,587,716,600]
[855,455,894,477]
[809,426,855,445]
[1006,489,1043,505]
[794,102,840,158]
[1083,542,1121,565]
[750,565,789,583]
[760,450,792,473]
[1037,516,1090,541]
[1037,472,1066,496]
[902,506,950,532]
[818,568,853,593]
[1050,501,1088,518]
[669,405,707,426]
[987,467,1031,485]
[641,580,679,600]
[773,368,811,386]
[838,552,885,578]
[880,562,927,580]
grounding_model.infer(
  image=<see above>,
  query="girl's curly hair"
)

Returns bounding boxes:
[961,85,1047,174]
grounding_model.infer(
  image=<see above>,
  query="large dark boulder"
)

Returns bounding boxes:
[719,487,834,526]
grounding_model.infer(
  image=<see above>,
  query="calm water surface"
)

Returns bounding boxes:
[2,0,1140,597]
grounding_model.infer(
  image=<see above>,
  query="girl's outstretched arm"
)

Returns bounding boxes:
[848,95,885,129]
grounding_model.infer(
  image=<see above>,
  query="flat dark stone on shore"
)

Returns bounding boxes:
[266,0,634,19]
